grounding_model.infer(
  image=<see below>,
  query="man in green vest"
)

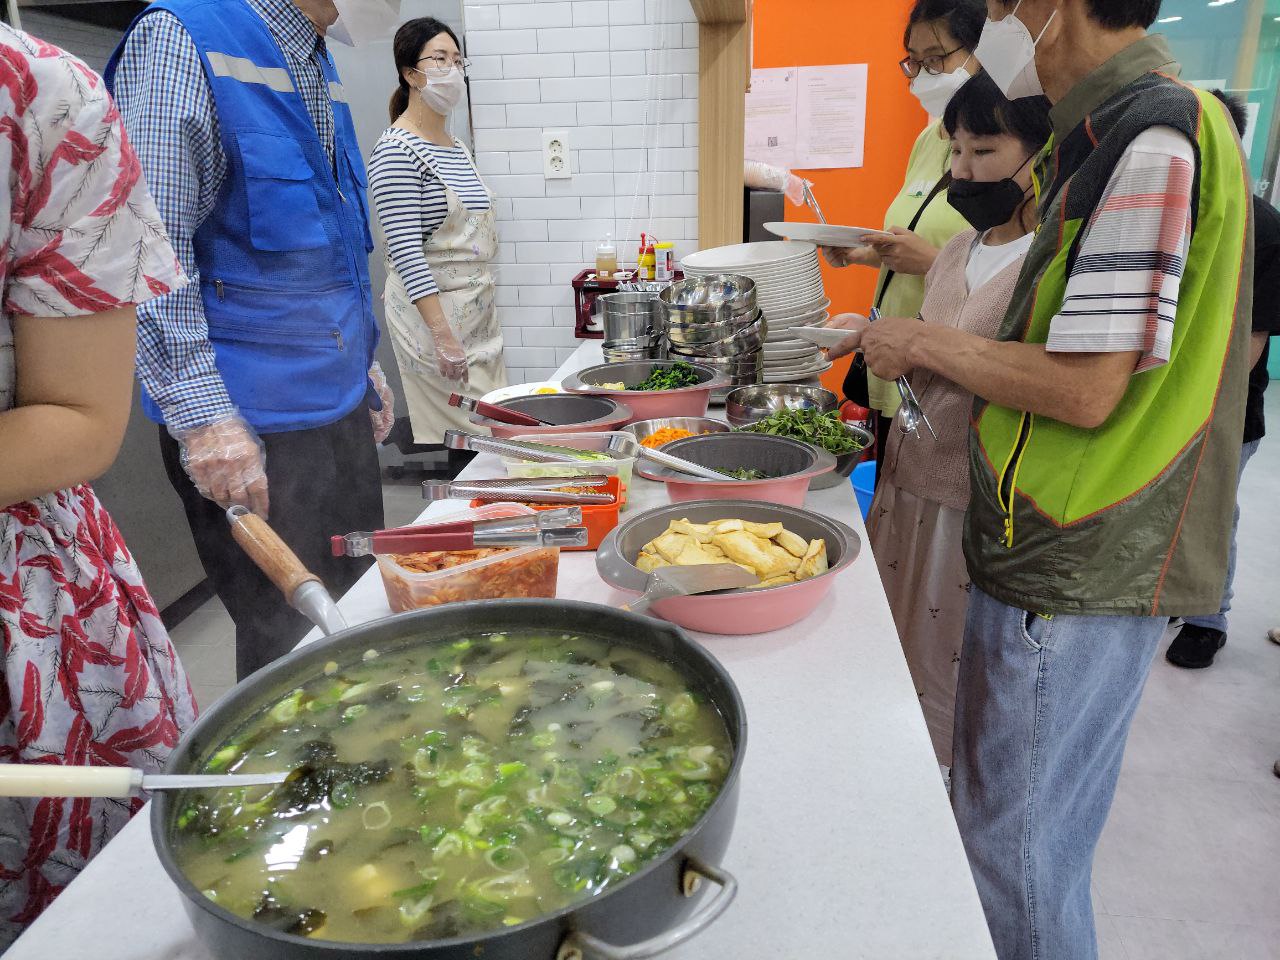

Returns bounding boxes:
[854,1,1252,957]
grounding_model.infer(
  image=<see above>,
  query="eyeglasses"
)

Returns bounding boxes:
[899,46,966,78]
[417,54,470,78]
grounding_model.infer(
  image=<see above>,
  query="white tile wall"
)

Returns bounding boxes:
[464,0,701,380]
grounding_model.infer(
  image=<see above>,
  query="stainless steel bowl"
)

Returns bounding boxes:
[737,418,875,490]
[661,308,763,347]
[623,416,732,447]
[601,292,658,342]
[666,321,764,359]
[657,274,757,325]
[724,383,840,428]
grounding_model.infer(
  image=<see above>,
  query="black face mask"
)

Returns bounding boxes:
[946,153,1034,232]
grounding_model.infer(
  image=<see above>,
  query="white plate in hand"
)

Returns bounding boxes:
[792,325,859,350]
[764,222,890,248]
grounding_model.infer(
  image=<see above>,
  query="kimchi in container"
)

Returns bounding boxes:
[376,504,560,612]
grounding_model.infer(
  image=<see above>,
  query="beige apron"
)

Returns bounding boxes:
[382,132,508,444]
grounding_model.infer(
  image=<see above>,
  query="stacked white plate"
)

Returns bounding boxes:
[681,241,833,383]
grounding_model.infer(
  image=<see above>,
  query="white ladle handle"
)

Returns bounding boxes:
[0,765,139,798]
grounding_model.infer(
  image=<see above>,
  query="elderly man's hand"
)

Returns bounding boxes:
[861,316,924,381]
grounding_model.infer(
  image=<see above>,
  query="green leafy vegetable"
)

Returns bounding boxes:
[627,362,702,391]
[717,468,766,481]
[738,408,867,455]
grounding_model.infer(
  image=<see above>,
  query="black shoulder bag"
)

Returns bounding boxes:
[840,172,953,406]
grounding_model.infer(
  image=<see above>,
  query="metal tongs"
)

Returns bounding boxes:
[801,180,827,224]
[868,308,937,440]
[448,393,553,427]
[422,476,616,505]
[445,429,729,482]
[331,507,588,557]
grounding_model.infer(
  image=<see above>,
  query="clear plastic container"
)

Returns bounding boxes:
[376,504,560,613]
[502,432,637,491]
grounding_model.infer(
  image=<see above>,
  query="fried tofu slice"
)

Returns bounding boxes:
[774,528,809,558]
[713,530,791,580]
[636,552,671,573]
[795,539,829,580]
[676,539,722,566]
[765,543,802,573]
[653,530,691,563]
[671,519,714,543]
[742,521,785,540]
[710,519,744,534]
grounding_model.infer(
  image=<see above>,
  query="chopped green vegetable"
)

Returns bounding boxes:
[626,362,702,392]
[717,467,766,481]
[737,408,867,455]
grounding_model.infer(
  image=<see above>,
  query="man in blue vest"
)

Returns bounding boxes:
[107,0,401,680]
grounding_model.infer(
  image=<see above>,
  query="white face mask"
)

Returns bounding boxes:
[329,0,401,48]
[975,0,1058,100]
[415,66,466,116]
[910,57,972,118]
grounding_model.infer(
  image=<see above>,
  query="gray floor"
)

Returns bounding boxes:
[168,401,1280,960]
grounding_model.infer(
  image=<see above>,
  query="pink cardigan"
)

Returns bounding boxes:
[879,229,1028,513]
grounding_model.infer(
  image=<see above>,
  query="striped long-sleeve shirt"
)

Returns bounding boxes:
[111,0,337,432]
[367,130,490,302]
[1046,125,1196,372]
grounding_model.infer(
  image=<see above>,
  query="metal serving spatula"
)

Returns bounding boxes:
[621,564,760,615]
[0,765,291,798]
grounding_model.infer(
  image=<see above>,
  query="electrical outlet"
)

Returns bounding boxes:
[542,130,571,180]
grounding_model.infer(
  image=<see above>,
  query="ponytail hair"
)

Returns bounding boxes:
[389,17,462,122]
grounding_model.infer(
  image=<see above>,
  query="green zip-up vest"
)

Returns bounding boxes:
[964,36,1252,618]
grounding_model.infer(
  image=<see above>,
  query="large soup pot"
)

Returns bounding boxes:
[152,511,747,960]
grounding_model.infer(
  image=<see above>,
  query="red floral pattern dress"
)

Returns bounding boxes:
[0,25,196,946]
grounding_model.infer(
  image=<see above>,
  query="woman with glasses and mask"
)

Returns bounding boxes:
[823,0,984,454]
[827,74,1051,767]
[369,17,507,450]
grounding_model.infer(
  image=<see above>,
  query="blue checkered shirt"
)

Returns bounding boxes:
[113,0,338,431]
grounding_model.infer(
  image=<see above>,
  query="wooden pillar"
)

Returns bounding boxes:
[692,0,750,251]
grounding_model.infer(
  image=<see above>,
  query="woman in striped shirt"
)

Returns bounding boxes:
[369,17,507,444]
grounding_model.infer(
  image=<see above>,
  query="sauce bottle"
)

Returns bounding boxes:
[595,233,617,280]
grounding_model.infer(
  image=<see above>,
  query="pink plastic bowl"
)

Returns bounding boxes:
[595,499,860,635]
[470,394,633,440]
[561,360,726,425]
[637,433,836,508]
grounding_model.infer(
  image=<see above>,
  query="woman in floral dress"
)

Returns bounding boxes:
[0,24,196,946]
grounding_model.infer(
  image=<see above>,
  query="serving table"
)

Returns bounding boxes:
[6,341,995,960]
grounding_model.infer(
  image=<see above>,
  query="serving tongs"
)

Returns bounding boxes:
[422,476,616,505]
[867,307,937,440]
[0,764,290,798]
[448,392,552,426]
[445,429,729,482]
[331,507,588,558]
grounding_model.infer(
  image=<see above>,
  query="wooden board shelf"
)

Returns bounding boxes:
[695,0,751,249]
[691,0,749,24]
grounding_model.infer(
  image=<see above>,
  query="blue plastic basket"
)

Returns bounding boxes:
[851,461,877,521]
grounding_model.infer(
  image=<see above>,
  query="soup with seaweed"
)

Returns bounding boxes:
[172,632,733,944]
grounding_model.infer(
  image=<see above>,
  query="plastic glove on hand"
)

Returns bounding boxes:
[368,361,396,444]
[176,415,269,516]
[435,331,469,383]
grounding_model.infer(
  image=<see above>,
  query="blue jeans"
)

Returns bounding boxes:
[1184,439,1260,633]
[951,588,1165,960]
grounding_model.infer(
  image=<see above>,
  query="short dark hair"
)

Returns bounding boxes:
[389,17,463,122]
[904,0,986,52]
[944,72,1053,154]
[1083,0,1163,29]
[1211,89,1248,137]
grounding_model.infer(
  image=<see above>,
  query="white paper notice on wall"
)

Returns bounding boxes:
[746,64,868,171]
[745,67,799,168]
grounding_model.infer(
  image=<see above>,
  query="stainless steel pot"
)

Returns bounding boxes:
[150,511,746,960]
[601,292,657,342]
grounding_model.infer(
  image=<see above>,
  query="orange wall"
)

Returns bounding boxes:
[752,0,926,394]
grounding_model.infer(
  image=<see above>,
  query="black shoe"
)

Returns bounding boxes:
[1165,624,1226,669]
